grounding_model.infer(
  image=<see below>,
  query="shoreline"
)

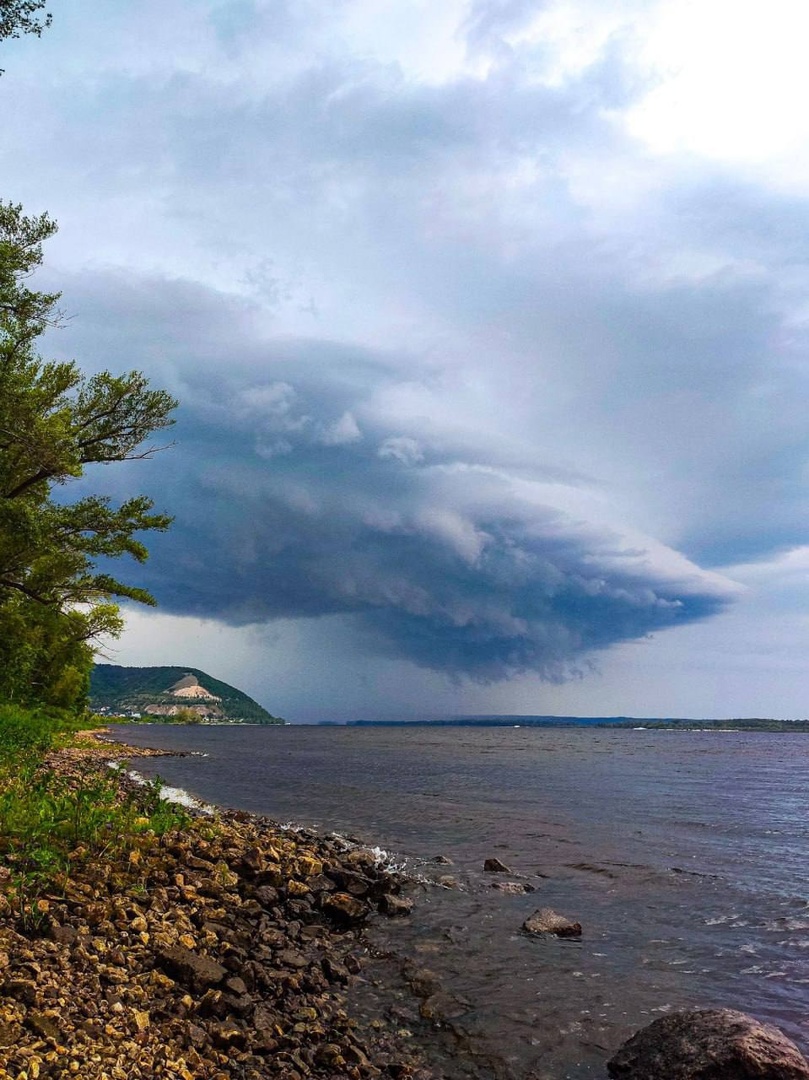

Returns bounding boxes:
[0,728,442,1079]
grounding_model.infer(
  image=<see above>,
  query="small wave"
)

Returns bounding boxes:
[322,832,407,874]
[116,766,214,814]
[766,918,809,932]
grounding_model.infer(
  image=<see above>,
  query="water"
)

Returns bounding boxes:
[107,724,809,1078]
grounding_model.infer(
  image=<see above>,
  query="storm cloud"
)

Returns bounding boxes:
[6,0,809,710]
[56,271,736,682]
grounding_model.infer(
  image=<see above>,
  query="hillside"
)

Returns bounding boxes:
[90,665,283,725]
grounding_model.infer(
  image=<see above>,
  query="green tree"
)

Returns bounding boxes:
[0,1,51,73]
[0,202,177,709]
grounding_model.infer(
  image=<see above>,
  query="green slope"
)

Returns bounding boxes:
[90,665,283,724]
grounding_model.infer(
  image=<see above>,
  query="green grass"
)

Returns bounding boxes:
[0,703,189,931]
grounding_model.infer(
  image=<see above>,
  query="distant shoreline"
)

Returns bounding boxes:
[342,716,809,731]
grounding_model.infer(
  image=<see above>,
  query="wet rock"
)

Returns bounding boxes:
[379,894,414,916]
[522,907,582,937]
[432,855,453,865]
[156,944,229,991]
[491,881,535,894]
[344,848,379,871]
[407,967,441,999]
[437,876,459,889]
[322,956,350,984]
[419,991,469,1023]
[483,857,511,873]
[344,953,363,974]
[328,867,374,897]
[321,891,370,924]
[607,1008,809,1079]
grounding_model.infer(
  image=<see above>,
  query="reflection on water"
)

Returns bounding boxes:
[109,724,809,1078]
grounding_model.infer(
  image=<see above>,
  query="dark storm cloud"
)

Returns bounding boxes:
[57,272,736,683]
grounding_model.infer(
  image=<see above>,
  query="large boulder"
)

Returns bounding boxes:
[608,1008,809,1080]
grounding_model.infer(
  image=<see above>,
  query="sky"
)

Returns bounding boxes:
[4,0,809,721]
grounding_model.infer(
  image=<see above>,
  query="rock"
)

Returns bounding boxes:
[322,957,350,984]
[224,975,249,996]
[407,967,441,999]
[607,1009,809,1079]
[522,907,582,937]
[437,875,459,889]
[344,848,379,870]
[432,855,453,865]
[50,922,79,945]
[0,1021,21,1048]
[26,1012,61,1041]
[321,892,369,924]
[483,857,512,873]
[379,894,414,916]
[327,868,373,897]
[156,944,229,991]
[491,881,535,894]
[419,991,469,1023]
[253,885,279,907]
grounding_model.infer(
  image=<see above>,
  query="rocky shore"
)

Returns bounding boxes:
[0,731,437,1080]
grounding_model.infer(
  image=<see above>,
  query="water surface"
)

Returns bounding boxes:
[108,724,809,1078]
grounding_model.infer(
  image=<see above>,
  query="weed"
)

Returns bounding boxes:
[0,705,190,931]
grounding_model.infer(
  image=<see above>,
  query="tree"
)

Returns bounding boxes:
[0,1,52,73]
[0,202,177,708]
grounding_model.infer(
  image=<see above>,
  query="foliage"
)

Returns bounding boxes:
[0,1,51,74]
[0,704,189,930]
[0,702,54,766]
[0,203,177,709]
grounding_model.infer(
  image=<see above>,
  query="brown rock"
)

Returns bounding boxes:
[327,868,373,897]
[407,967,441,999]
[379,893,414,916]
[50,922,79,945]
[321,892,369,924]
[491,881,535,894]
[522,907,582,937]
[0,1021,21,1048]
[253,885,279,907]
[156,944,228,991]
[224,975,249,996]
[344,848,379,870]
[607,1008,809,1079]
[483,857,512,873]
[26,1012,61,1041]
[276,949,309,969]
[322,957,350,984]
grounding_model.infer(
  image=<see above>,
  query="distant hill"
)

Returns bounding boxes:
[90,665,283,725]
[347,715,793,731]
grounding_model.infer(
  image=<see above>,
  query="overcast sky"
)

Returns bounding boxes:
[5,0,809,721]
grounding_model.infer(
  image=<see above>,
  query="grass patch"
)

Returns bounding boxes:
[0,704,189,931]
